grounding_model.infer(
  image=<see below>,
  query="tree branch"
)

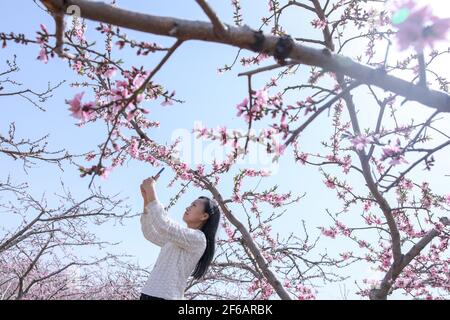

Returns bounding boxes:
[195,0,227,38]
[369,224,447,300]
[39,0,450,113]
[337,73,403,271]
[283,80,361,148]
[197,175,292,300]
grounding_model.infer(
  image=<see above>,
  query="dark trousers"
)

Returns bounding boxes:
[140,293,166,300]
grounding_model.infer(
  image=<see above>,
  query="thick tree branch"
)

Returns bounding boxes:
[369,221,448,300]
[337,73,403,271]
[195,0,227,38]
[40,0,450,113]
[198,175,293,300]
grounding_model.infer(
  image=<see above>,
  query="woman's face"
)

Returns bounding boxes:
[183,198,209,225]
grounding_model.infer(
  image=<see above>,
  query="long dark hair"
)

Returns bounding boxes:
[191,196,221,280]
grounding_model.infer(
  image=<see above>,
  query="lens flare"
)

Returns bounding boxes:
[392,8,410,25]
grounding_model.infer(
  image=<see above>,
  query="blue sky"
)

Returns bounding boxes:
[1,0,449,299]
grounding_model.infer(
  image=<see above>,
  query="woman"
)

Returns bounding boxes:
[139,174,221,300]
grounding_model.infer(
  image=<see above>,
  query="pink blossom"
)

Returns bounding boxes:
[99,24,112,33]
[363,200,372,212]
[399,178,414,190]
[132,72,148,89]
[279,112,289,133]
[311,18,328,30]
[72,22,85,41]
[324,177,336,189]
[259,192,290,207]
[236,97,248,117]
[321,227,337,238]
[358,240,368,248]
[305,96,315,106]
[381,139,408,166]
[392,1,450,51]
[105,67,117,79]
[128,138,139,158]
[73,60,83,73]
[113,143,121,152]
[295,284,316,300]
[193,123,209,138]
[382,141,400,158]
[126,110,136,121]
[37,47,48,64]
[340,252,351,261]
[445,194,450,206]
[85,151,96,161]
[263,128,274,139]
[248,279,273,299]
[269,93,282,108]
[218,126,228,145]
[67,92,95,121]
[254,88,268,110]
[68,92,84,112]
[296,152,308,165]
[255,53,269,64]
[336,221,351,237]
[341,155,352,174]
[420,182,432,209]
[350,134,374,151]
[40,24,48,34]
[274,141,286,156]
[243,168,264,177]
[231,193,242,203]
[231,135,238,149]
[110,80,130,101]
[389,156,408,166]
[161,98,174,106]
[116,40,126,49]
[100,166,112,180]
[224,225,235,240]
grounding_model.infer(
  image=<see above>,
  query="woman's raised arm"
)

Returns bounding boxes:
[140,203,168,247]
[144,199,206,252]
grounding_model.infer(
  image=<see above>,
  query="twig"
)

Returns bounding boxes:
[283,81,361,148]
[195,0,227,38]
[237,60,299,77]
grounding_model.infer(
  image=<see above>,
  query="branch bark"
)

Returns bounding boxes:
[369,228,441,300]
[40,0,450,113]
[195,0,227,38]
[336,74,403,295]
[197,175,293,300]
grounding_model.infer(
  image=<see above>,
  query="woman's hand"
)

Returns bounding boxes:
[141,176,157,194]
[140,175,159,206]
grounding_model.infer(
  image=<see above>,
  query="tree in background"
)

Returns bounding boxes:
[0,56,146,300]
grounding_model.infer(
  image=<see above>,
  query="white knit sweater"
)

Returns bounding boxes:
[140,199,207,300]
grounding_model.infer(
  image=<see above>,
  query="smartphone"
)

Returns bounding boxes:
[155,167,165,178]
